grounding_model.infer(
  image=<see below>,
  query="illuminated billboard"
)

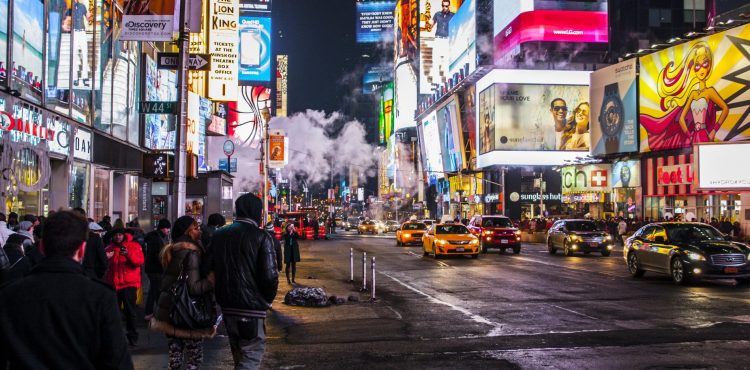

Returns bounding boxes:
[421,111,444,184]
[357,1,396,43]
[493,1,608,64]
[380,82,394,144]
[448,0,475,78]
[639,24,750,152]
[208,0,239,100]
[121,0,177,41]
[363,64,393,94]
[12,0,44,103]
[276,55,288,117]
[436,97,463,172]
[393,62,417,130]
[238,15,272,83]
[393,0,417,65]
[144,55,177,150]
[418,0,462,94]
[589,58,638,156]
[233,85,272,145]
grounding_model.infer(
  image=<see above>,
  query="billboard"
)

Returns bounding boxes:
[121,0,177,41]
[268,129,286,168]
[589,59,638,156]
[448,0,475,78]
[144,55,178,150]
[12,0,44,103]
[276,55,288,116]
[393,0,417,64]
[238,15,272,83]
[233,85,272,145]
[380,82,394,144]
[639,24,750,152]
[208,0,239,100]
[561,164,612,193]
[612,160,640,188]
[363,64,393,94]
[393,62,417,130]
[240,0,272,12]
[695,143,750,190]
[436,97,463,172]
[418,0,462,94]
[421,111,444,184]
[478,83,589,152]
[356,1,396,43]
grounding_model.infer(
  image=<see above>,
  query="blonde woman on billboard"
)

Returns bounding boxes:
[640,42,728,151]
[562,102,590,150]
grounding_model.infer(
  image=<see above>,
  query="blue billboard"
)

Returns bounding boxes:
[356,1,396,43]
[238,16,272,83]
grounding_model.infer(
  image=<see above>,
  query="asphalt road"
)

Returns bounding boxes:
[134,230,750,369]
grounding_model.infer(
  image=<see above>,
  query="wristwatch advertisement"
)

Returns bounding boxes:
[599,83,624,154]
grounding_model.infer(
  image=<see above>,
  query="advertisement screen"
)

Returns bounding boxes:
[144,55,177,150]
[448,0,475,78]
[393,62,417,130]
[393,0,417,65]
[421,112,444,184]
[380,81,394,144]
[436,97,463,172]
[240,0,272,13]
[238,15,271,83]
[121,0,177,41]
[612,160,640,188]
[695,143,750,190]
[356,1,396,43]
[363,64,393,94]
[639,24,750,152]
[208,0,239,100]
[589,59,638,155]
[418,0,462,94]
[478,83,589,153]
[233,85,271,145]
[12,0,44,103]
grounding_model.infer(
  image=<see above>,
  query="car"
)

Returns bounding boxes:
[547,219,614,257]
[624,222,750,285]
[345,217,360,231]
[422,223,480,259]
[384,220,401,233]
[358,220,379,234]
[467,215,522,254]
[396,222,428,246]
[421,219,436,228]
[335,218,343,227]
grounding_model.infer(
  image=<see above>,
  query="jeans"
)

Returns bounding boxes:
[117,287,138,342]
[224,316,266,370]
[168,337,203,370]
[145,273,162,316]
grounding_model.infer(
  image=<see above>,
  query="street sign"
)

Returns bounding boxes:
[157,52,212,71]
[222,140,235,156]
[139,101,177,114]
[218,158,237,173]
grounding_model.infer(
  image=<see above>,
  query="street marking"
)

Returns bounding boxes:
[549,304,599,320]
[381,272,504,336]
[512,256,623,279]
[436,261,451,268]
[386,305,403,320]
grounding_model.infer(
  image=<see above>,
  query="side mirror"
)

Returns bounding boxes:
[654,236,666,243]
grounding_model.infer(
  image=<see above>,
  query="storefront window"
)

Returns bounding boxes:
[11,0,44,104]
[94,0,113,133]
[93,167,110,223]
[69,162,89,209]
[128,175,138,222]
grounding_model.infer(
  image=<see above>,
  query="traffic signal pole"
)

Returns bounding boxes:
[171,0,190,222]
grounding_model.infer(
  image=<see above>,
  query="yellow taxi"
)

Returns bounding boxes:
[422,223,480,259]
[396,222,428,246]
[358,220,379,234]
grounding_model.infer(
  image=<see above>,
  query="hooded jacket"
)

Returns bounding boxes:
[204,194,278,317]
[104,232,145,291]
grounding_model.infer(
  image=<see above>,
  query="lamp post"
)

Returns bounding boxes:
[260,107,272,224]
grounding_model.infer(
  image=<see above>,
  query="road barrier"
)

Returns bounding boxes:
[371,257,376,300]
[362,252,368,291]
[349,248,354,282]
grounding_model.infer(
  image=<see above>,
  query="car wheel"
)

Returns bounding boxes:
[547,239,557,254]
[600,248,611,257]
[512,247,521,254]
[627,253,645,278]
[671,257,692,285]
[563,241,573,256]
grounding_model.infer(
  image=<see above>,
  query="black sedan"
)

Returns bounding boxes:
[547,219,615,257]
[624,222,750,285]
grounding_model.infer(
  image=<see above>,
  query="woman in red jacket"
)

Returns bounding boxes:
[105,228,145,346]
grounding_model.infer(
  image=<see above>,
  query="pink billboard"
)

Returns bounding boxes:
[494,10,608,63]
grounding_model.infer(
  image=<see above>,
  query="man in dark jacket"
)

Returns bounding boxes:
[201,213,226,248]
[205,193,279,369]
[74,207,108,279]
[143,218,170,321]
[0,210,133,369]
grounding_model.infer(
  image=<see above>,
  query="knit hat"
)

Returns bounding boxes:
[18,221,33,231]
[157,219,172,230]
[265,222,275,232]
[171,215,195,240]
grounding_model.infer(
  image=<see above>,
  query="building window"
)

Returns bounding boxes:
[69,162,89,210]
[128,175,138,222]
[649,8,673,27]
[93,167,110,223]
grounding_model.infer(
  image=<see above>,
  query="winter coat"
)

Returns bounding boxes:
[283,231,301,264]
[151,242,214,339]
[144,230,169,274]
[104,233,144,291]
[0,243,32,284]
[82,232,108,279]
[0,221,14,248]
[271,235,282,271]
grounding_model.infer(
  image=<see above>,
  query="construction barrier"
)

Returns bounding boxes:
[274,226,282,240]
[304,226,314,240]
[317,226,326,239]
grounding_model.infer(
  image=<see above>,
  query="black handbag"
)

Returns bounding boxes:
[170,252,216,329]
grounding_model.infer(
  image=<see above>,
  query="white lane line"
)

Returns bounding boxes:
[549,304,599,320]
[381,271,504,336]
[386,305,403,320]
[512,256,623,278]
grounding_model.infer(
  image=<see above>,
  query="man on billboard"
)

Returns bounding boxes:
[430,0,454,38]
[549,98,568,150]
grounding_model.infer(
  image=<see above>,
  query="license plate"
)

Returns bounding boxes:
[500,239,508,244]
[416,238,422,241]
[725,267,739,274]
[455,247,464,252]
[589,242,598,247]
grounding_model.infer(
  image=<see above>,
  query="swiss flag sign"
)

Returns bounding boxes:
[590,170,608,187]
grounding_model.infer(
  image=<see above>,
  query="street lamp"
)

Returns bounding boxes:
[260,107,272,224]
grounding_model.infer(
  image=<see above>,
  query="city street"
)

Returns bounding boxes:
[135,231,750,369]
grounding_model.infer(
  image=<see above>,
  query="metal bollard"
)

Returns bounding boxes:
[349,248,354,282]
[371,257,376,300]
[362,252,368,291]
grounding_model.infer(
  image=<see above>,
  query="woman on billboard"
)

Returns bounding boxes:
[561,102,590,150]
[640,42,729,151]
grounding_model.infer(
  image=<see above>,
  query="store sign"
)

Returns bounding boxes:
[561,164,612,193]
[0,107,53,143]
[508,192,562,203]
[208,0,239,100]
[696,143,750,190]
[484,193,500,203]
[612,160,640,188]
[657,164,693,186]
[72,129,92,161]
[121,0,178,41]
[562,192,604,203]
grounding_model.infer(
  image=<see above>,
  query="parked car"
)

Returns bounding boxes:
[422,223,479,259]
[358,220,379,235]
[467,215,521,254]
[547,219,614,257]
[396,222,427,246]
[345,217,360,231]
[624,222,750,285]
[385,220,401,233]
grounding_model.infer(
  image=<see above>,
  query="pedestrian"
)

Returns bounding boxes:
[0,233,32,284]
[617,218,628,245]
[0,212,15,248]
[204,193,279,369]
[265,222,283,274]
[0,210,134,369]
[6,212,18,231]
[150,215,215,370]
[99,215,113,232]
[143,218,171,321]
[74,207,109,279]
[5,220,42,267]
[104,227,145,346]
[283,223,301,284]
[201,213,226,248]
[127,218,146,249]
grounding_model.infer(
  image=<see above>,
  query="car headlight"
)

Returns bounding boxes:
[470,239,479,245]
[403,233,411,238]
[483,230,492,236]
[515,230,521,235]
[436,239,447,245]
[686,251,706,261]
[569,235,580,241]
[605,235,613,241]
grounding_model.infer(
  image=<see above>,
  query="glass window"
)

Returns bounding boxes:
[482,217,513,228]
[436,225,469,234]
[11,0,44,104]
[69,162,89,209]
[126,42,140,145]
[46,0,70,115]
[565,221,601,232]
[0,0,7,83]
[93,167,110,223]
[70,0,93,124]
[403,223,426,230]
[144,54,177,149]
[94,0,113,133]
[128,175,138,222]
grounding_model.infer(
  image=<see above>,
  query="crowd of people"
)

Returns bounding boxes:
[0,193,288,370]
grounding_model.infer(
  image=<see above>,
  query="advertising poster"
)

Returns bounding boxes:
[198,96,211,171]
[186,92,202,162]
[184,197,205,224]
[589,58,638,155]
[393,62,417,130]
[393,0,417,64]
[233,85,271,145]
[380,81,394,144]
[356,0,396,43]
[276,55,288,116]
[268,129,285,168]
[208,102,227,135]
[418,0,462,94]
[238,15,271,83]
[363,63,393,94]
[436,98,463,172]
[639,24,750,152]
[12,0,44,103]
[208,0,239,100]
[478,83,589,153]
[240,0,272,13]
[561,164,612,193]
[421,112,444,184]
[144,55,177,150]
[612,160,641,188]
[448,0,475,78]
[462,85,476,160]
[695,143,750,190]
[121,0,177,41]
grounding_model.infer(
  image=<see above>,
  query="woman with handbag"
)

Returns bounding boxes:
[150,216,215,370]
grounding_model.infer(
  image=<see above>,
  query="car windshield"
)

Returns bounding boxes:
[665,224,725,242]
[362,221,375,225]
[347,218,358,223]
[436,225,469,234]
[566,221,601,232]
[482,218,513,228]
[403,223,426,230]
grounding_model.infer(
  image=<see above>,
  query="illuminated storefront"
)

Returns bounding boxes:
[560,164,613,219]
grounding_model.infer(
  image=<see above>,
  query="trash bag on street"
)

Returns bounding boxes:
[284,287,330,307]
